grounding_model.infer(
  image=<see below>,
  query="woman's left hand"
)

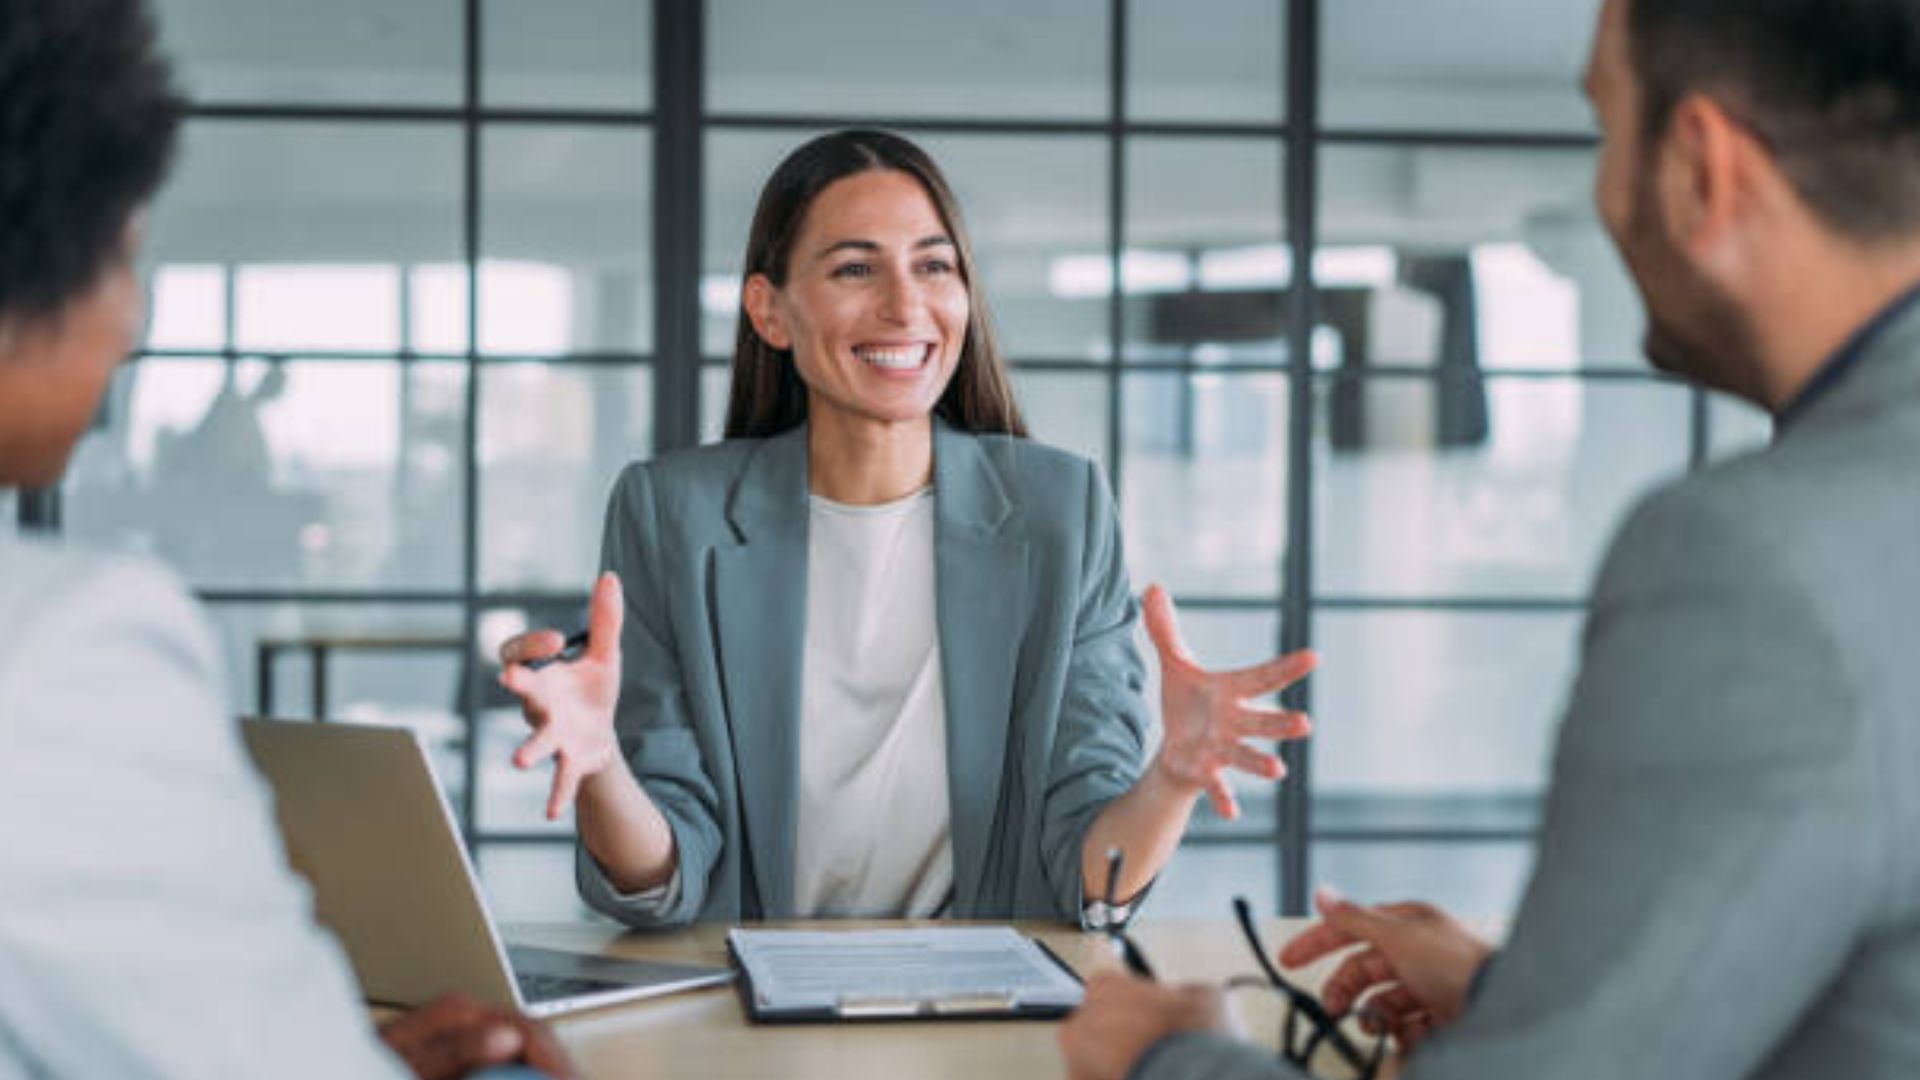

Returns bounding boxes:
[1141,583,1316,819]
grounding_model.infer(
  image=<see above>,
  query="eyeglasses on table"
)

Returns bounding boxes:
[1096,850,1386,1080]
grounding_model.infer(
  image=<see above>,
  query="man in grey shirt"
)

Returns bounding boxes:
[0,2,571,1077]
[1062,0,1920,1077]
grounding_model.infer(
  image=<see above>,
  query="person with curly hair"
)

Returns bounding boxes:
[0,3,571,1077]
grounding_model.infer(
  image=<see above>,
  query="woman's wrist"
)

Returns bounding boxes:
[576,759,679,889]
[576,752,631,810]
[1144,752,1204,805]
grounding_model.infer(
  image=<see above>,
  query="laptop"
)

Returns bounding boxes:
[241,718,733,1018]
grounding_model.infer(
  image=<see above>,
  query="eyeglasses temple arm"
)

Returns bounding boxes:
[1231,897,1382,1075]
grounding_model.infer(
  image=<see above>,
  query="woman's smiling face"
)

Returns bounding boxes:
[743,168,970,433]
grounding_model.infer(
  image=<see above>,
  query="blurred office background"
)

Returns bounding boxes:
[8,0,1776,924]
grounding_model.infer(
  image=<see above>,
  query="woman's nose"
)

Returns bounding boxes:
[876,268,921,322]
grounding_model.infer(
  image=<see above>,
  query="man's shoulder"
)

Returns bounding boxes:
[1590,405,1920,681]
[1613,409,1916,573]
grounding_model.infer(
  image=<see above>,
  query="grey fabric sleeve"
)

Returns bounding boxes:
[576,463,724,928]
[1040,458,1156,923]
[1129,1032,1302,1080]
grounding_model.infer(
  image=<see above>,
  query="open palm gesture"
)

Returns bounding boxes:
[1142,583,1317,820]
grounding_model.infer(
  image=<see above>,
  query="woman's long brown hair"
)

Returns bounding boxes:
[722,129,1027,440]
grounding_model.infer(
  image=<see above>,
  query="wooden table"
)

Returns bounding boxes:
[505,919,1373,1080]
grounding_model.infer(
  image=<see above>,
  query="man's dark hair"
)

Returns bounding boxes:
[1628,0,1920,240]
[0,0,181,324]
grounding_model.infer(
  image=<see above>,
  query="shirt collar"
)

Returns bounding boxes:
[1777,280,1920,430]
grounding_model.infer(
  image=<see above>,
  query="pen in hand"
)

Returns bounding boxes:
[522,630,590,671]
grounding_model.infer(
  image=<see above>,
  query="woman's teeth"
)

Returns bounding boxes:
[857,345,927,370]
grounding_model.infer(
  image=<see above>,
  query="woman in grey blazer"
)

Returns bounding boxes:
[499,130,1314,926]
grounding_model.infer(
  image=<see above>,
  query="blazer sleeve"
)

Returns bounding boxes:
[575,462,725,928]
[1136,483,1881,1080]
[0,558,408,1080]
[1039,458,1155,921]
[1130,1033,1298,1080]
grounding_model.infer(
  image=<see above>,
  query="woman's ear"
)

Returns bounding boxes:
[741,273,792,351]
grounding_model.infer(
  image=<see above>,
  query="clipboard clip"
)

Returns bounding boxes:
[833,991,1020,1017]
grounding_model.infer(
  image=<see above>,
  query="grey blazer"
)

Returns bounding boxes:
[575,422,1152,926]
[1141,301,1920,1080]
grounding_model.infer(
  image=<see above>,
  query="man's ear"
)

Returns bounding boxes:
[1659,93,1760,261]
[742,274,792,350]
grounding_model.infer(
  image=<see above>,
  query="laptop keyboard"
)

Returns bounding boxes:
[516,972,627,1004]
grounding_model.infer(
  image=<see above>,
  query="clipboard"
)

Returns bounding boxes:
[726,927,1084,1023]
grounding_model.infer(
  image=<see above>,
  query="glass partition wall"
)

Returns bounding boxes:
[24,0,1772,922]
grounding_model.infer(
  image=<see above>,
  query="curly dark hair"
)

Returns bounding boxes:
[0,0,181,325]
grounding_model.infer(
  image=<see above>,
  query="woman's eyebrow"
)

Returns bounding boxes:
[814,238,879,260]
[811,235,954,260]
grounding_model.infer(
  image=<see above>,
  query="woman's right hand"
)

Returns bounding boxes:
[499,571,625,820]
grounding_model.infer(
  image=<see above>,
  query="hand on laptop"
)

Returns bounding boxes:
[378,993,578,1079]
[1141,584,1317,820]
[1278,888,1494,1051]
[499,571,624,819]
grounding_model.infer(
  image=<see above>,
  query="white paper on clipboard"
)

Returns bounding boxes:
[727,926,1083,1018]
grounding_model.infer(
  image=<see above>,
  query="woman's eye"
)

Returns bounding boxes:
[919,259,956,276]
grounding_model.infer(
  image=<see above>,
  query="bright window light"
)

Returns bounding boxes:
[1047,250,1193,298]
[144,265,227,351]
[236,264,402,352]
[1314,245,1399,288]
[1472,243,1578,370]
[1199,244,1291,290]
[701,274,743,317]
[479,259,573,355]
[409,263,469,353]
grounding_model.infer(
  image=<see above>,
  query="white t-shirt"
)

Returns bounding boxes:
[792,487,954,917]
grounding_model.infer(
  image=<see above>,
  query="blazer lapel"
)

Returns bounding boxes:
[711,425,809,917]
[932,424,1029,914]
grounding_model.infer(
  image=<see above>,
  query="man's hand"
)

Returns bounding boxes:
[1279,889,1494,1051]
[1142,584,1316,820]
[377,993,577,1080]
[499,571,625,820]
[1059,972,1237,1080]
